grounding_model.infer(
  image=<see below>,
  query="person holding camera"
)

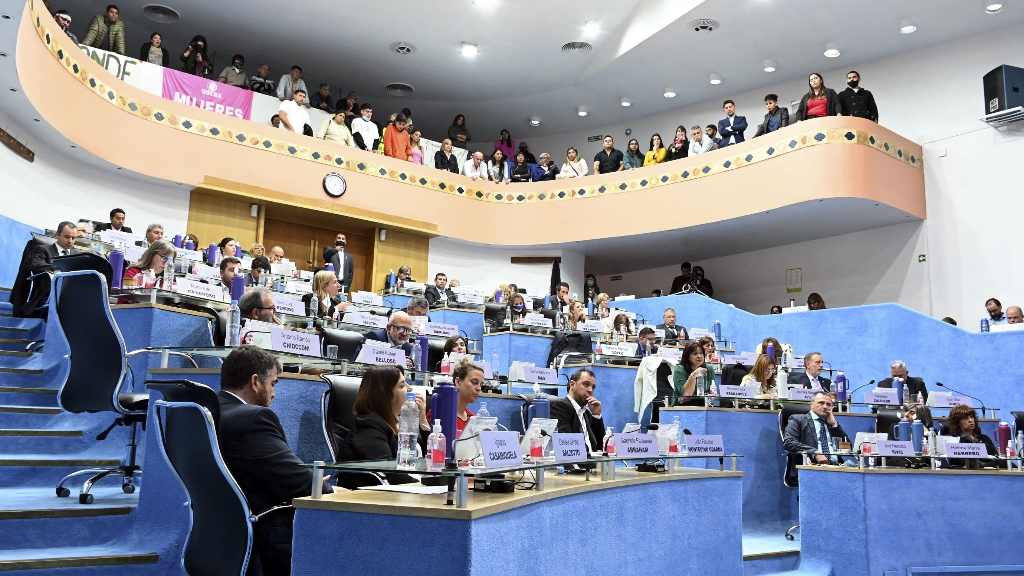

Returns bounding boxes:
[180,35,211,78]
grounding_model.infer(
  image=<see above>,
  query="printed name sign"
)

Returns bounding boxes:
[286,280,312,295]
[352,291,384,306]
[522,313,553,328]
[344,311,388,329]
[722,353,757,366]
[945,443,986,458]
[523,366,558,384]
[460,293,485,304]
[719,385,755,399]
[424,322,459,337]
[480,431,524,468]
[552,433,588,463]
[600,342,634,357]
[877,440,915,457]
[269,327,319,356]
[660,348,683,362]
[685,435,725,456]
[99,230,143,246]
[357,341,406,366]
[931,394,972,408]
[689,328,712,339]
[577,320,604,332]
[789,387,815,401]
[613,433,658,457]
[174,278,225,302]
[272,296,306,316]
[865,390,899,405]
[403,282,426,292]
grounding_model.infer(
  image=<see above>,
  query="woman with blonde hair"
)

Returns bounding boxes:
[434,138,459,173]
[566,299,586,330]
[302,270,349,319]
[249,243,266,258]
[741,354,778,399]
[123,240,177,287]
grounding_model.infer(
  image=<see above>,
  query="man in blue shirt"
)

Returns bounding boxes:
[985,297,1007,326]
[783,391,848,484]
[754,94,790,138]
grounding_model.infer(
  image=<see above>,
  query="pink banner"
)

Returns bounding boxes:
[161,69,253,120]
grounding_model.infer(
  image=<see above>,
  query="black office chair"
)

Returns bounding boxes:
[722,363,749,386]
[539,308,559,324]
[426,338,445,371]
[779,402,811,540]
[155,400,288,576]
[145,379,220,436]
[9,233,58,318]
[1011,411,1024,434]
[320,374,386,487]
[875,408,903,435]
[321,328,365,361]
[547,331,593,368]
[52,271,148,504]
[50,251,113,287]
[483,302,507,328]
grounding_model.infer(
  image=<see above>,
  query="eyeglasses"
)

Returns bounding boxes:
[391,326,412,334]
[157,254,170,262]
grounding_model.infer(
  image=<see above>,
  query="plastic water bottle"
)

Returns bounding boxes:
[1017,431,1024,455]
[679,428,688,456]
[894,377,905,405]
[162,258,175,291]
[587,300,594,317]
[492,351,500,377]
[227,300,241,347]
[713,320,721,341]
[669,417,681,453]
[427,419,446,471]
[477,402,490,418]
[396,393,419,470]
[529,430,544,459]
[922,430,931,456]
[441,353,451,374]
[604,427,616,455]
[411,341,422,371]
[981,318,990,333]
[505,305,512,326]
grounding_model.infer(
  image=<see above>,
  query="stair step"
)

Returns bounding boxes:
[0,340,32,353]
[0,406,60,414]
[0,457,124,488]
[0,429,80,437]
[0,327,28,334]
[0,549,158,571]
[0,457,120,467]
[0,368,44,376]
[0,389,58,408]
[0,351,32,358]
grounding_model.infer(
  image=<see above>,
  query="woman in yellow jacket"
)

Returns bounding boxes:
[644,133,667,166]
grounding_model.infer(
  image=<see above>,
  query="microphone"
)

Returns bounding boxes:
[936,382,986,414]
[848,379,876,401]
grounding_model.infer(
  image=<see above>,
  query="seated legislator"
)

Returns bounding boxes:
[885,404,934,468]
[740,354,779,400]
[755,337,788,362]
[877,360,929,403]
[93,207,133,233]
[788,352,832,391]
[426,358,483,436]
[635,327,659,357]
[238,287,282,325]
[142,223,163,248]
[673,341,716,406]
[336,365,428,489]
[246,255,272,288]
[594,293,610,319]
[444,335,468,356]
[123,240,177,288]
[945,404,997,468]
[656,307,688,340]
[302,270,350,320]
[605,313,634,339]
[217,345,332,576]
[699,336,717,364]
[566,299,587,330]
[384,265,412,290]
[208,257,242,301]
[217,237,238,262]
[10,221,80,318]
[268,246,285,264]
[424,272,457,306]
[357,311,415,367]
[550,368,604,455]
[508,293,528,324]
[783,391,850,484]
[405,296,429,318]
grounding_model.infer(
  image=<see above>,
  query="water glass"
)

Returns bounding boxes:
[326,345,339,359]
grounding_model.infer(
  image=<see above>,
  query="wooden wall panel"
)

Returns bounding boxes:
[371,228,429,293]
[262,219,372,293]
[186,191,258,252]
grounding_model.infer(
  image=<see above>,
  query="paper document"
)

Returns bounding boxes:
[358,484,449,495]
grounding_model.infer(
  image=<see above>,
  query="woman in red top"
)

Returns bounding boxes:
[426,358,483,436]
[123,239,177,288]
[796,73,840,121]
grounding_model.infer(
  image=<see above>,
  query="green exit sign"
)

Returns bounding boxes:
[587,134,604,142]
[610,275,622,281]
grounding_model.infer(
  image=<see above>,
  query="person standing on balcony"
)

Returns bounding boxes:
[82,5,125,55]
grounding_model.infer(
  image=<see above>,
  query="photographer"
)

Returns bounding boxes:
[180,35,211,78]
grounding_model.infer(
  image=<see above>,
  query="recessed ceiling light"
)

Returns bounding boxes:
[0,52,7,57]
[33,118,40,122]
[824,43,841,58]
[984,2,1003,14]
[584,20,599,36]
[8,88,17,92]
[529,117,540,126]
[117,167,123,170]
[0,14,12,20]
[709,73,722,85]
[763,59,777,73]
[663,88,676,98]
[70,145,76,148]
[899,19,917,34]
[620,98,631,107]
[473,0,498,8]
[460,42,478,57]
[577,106,588,117]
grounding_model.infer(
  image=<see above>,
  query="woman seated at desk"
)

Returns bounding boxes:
[594,293,610,319]
[566,299,586,330]
[337,366,429,489]
[426,358,483,436]
[946,404,997,468]
[699,336,718,364]
[604,313,634,339]
[508,294,528,324]
[302,270,350,320]
[740,354,778,402]
[672,341,717,406]
[122,240,177,288]
[444,335,468,356]
[217,237,237,263]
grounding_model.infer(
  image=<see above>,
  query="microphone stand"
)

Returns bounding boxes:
[847,380,876,412]
[937,382,990,419]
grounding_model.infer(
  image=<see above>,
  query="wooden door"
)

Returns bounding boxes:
[262,219,372,293]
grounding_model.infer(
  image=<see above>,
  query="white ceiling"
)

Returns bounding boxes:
[60,0,1024,143]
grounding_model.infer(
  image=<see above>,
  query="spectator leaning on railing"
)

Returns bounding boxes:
[82,4,125,55]
[139,32,169,67]
[249,64,276,95]
[52,10,78,44]
[217,54,248,89]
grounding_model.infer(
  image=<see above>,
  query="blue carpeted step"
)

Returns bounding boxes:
[0,546,158,572]
[0,457,121,488]
[0,486,136,551]
[0,352,37,371]
[0,407,60,429]
[0,430,87,454]
[744,552,802,576]
[0,326,42,344]
[0,340,31,353]
[0,389,57,408]
[0,288,10,304]
[0,318,40,332]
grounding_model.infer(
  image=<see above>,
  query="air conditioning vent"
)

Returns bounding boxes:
[383,83,415,97]
[389,41,416,55]
[688,19,720,34]
[561,42,593,53]
[141,4,180,24]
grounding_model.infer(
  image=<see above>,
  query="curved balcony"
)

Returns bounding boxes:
[16,0,924,248]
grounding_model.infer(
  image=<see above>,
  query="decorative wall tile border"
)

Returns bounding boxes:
[30,0,922,205]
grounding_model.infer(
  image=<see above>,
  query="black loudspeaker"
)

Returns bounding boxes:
[982,65,1024,115]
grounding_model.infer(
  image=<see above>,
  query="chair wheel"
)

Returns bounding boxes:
[56,487,70,498]
[122,484,136,494]
[785,533,795,541]
[79,493,94,505]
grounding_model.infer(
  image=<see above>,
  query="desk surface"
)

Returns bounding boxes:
[295,468,742,520]
[660,406,999,421]
[796,465,1021,476]
[111,302,214,320]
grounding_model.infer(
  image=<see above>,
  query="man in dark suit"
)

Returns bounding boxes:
[783,391,849,485]
[635,327,659,357]
[656,307,688,340]
[877,360,928,402]
[355,311,415,367]
[10,221,79,318]
[669,263,691,295]
[423,272,457,306]
[384,265,412,290]
[717,100,748,147]
[550,368,604,454]
[788,352,832,392]
[92,207,132,234]
[217,345,332,576]
[754,94,790,137]
[322,232,355,292]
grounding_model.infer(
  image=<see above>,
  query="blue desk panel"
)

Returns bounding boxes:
[481,332,552,376]
[555,364,639,434]
[112,304,216,387]
[292,471,745,576]
[430,308,485,343]
[799,467,1024,576]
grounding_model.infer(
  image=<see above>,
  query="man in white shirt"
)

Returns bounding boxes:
[688,125,713,156]
[550,368,603,454]
[269,246,285,264]
[350,103,379,151]
[276,65,308,104]
[278,90,310,134]
[316,110,354,146]
[463,151,488,180]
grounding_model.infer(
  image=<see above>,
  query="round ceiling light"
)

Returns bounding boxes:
[899,20,917,34]
[473,0,498,8]
[763,59,777,73]
[709,73,722,85]
[984,2,1003,14]
[663,88,677,98]
[382,82,414,96]
[141,5,180,24]
[561,42,593,53]
[461,42,479,57]
[584,20,599,36]
[529,118,540,127]
[577,106,588,117]
[824,43,841,58]
[389,41,416,55]
[687,19,720,34]
[620,98,631,107]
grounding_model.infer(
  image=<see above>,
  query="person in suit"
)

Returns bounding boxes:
[754,94,790,137]
[877,360,928,402]
[783,391,849,485]
[322,233,355,292]
[550,368,604,454]
[238,288,282,325]
[635,327,659,357]
[788,352,832,392]
[669,263,692,295]
[356,311,415,367]
[424,272,458,306]
[217,345,332,576]
[10,221,80,318]
[717,100,747,148]
[93,208,132,233]
[656,308,688,341]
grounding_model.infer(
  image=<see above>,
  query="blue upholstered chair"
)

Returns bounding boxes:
[779,402,811,540]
